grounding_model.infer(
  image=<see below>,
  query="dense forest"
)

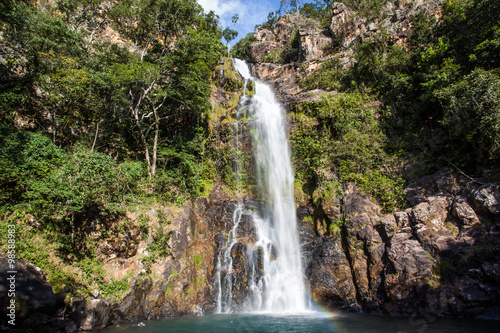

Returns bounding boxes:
[1,0,228,213]
[1,0,499,327]
[1,0,230,298]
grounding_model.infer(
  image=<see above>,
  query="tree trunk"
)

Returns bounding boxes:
[128,80,156,178]
[151,108,159,176]
[91,120,101,152]
[132,106,152,177]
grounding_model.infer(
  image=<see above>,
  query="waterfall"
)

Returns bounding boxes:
[214,59,308,313]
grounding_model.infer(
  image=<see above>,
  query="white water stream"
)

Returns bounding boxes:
[214,59,308,313]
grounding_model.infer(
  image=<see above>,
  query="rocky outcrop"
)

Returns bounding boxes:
[80,299,112,331]
[383,232,434,315]
[244,1,445,107]
[248,14,334,105]
[342,184,385,311]
[0,256,76,332]
[301,169,500,318]
[298,21,332,62]
[308,234,358,311]
[329,0,444,49]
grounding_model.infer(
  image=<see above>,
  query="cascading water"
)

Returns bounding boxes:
[214,59,308,313]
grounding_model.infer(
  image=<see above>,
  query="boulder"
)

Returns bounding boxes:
[472,184,500,216]
[384,232,434,315]
[409,196,455,255]
[113,279,151,322]
[309,236,358,311]
[377,214,398,241]
[452,197,481,225]
[80,299,112,331]
[0,255,75,332]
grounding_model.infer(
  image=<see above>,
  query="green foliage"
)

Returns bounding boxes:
[281,30,301,63]
[0,127,146,220]
[261,50,281,63]
[298,57,343,90]
[1,0,226,211]
[77,257,131,299]
[144,221,173,268]
[437,69,500,164]
[258,12,281,30]
[342,0,387,21]
[231,33,257,62]
[155,140,205,203]
[295,0,500,174]
[0,130,63,210]
[300,1,332,23]
[28,147,119,216]
[342,171,406,212]
[0,0,229,306]
[223,27,238,46]
[191,254,203,270]
[291,93,405,212]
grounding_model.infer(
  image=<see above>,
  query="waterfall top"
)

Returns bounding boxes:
[233,59,252,81]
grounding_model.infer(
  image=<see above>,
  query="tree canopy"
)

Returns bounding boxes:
[0,0,225,216]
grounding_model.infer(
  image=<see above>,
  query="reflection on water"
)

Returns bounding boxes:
[102,312,499,333]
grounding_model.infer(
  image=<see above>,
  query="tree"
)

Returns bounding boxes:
[222,13,239,54]
[109,0,223,177]
[223,27,238,49]
[232,14,239,26]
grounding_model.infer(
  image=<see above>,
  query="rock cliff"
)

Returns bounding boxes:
[300,169,500,318]
[245,0,444,106]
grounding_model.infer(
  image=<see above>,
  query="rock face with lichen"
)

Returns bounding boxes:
[298,169,500,318]
[243,0,445,107]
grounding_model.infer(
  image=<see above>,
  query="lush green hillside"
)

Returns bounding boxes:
[0,0,226,212]
[0,0,231,299]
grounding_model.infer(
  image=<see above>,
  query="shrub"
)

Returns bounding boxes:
[437,69,500,164]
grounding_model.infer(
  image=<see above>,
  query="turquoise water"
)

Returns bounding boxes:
[103,312,499,332]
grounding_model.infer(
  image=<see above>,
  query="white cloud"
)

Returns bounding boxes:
[198,0,245,27]
[197,0,277,42]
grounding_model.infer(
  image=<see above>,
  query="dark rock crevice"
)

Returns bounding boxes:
[339,220,361,311]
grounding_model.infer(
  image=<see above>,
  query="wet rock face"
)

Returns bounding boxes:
[207,197,266,313]
[228,242,251,311]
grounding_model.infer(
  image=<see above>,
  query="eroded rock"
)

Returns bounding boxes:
[80,299,112,331]
[309,236,358,311]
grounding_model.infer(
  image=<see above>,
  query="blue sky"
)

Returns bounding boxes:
[197,0,283,45]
